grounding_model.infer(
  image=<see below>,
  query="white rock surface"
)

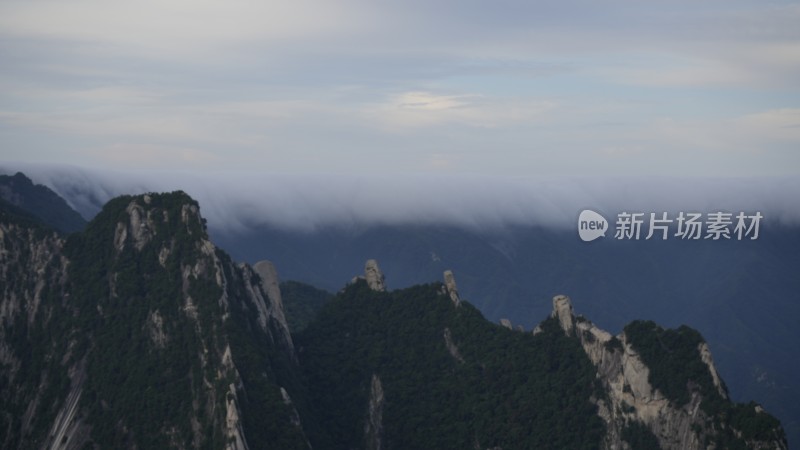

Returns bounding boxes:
[443,328,465,363]
[443,270,461,306]
[365,259,386,292]
[698,342,728,400]
[551,295,574,336]
[365,374,385,450]
[251,261,296,359]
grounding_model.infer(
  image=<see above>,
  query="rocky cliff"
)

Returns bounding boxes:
[364,259,386,292]
[0,205,71,448]
[0,192,307,449]
[551,295,787,450]
[297,264,787,449]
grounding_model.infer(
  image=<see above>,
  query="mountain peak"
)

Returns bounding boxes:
[364,259,386,292]
[97,191,207,254]
[0,190,311,448]
[551,294,575,336]
[442,270,461,306]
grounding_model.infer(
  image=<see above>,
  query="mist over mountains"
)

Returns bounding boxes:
[3,163,799,232]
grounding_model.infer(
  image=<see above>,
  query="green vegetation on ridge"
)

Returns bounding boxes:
[298,280,605,449]
[624,320,786,448]
[62,192,306,448]
[280,280,333,333]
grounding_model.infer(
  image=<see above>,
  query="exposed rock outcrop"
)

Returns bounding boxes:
[252,260,295,357]
[43,361,89,450]
[279,386,312,448]
[365,374,385,450]
[365,259,386,292]
[127,201,151,249]
[549,295,788,450]
[551,295,574,336]
[0,217,74,449]
[442,270,461,306]
[146,309,168,349]
[1,192,309,449]
[443,328,465,363]
[698,342,727,400]
[225,383,249,450]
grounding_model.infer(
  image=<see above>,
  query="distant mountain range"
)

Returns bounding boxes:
[0,172,87,233]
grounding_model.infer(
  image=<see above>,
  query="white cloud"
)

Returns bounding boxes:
[84,144,221,168]
[367,91,557,129]
[3,164,798,233]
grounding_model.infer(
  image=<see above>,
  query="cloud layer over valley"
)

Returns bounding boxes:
[3,163,798,233]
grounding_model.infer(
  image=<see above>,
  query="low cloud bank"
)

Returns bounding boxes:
[3,162,798,232]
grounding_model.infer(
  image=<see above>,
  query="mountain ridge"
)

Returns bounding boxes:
[213,220,800,444]
[1,191,307,448]
[296,261,786,449]
[0,172,87,234]
[0,188,790,449]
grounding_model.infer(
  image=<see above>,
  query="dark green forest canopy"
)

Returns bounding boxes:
[624,320,785,447]
[297,280,605,450]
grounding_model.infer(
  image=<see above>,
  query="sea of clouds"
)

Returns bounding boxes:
[2,162,798,233]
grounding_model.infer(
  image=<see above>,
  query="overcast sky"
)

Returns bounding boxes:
[1,0,799,177]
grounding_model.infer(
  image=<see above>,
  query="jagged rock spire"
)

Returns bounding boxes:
[364,259,386,292]
[551,295,574,336]
[442,270,461,306]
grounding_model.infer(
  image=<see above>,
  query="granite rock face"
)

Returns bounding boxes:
[443,270,461,306]
[365,374,385,450]
[253,260,295,356]
[551,294,574,336]
[365,259,386,292]
[0,193,309,449]
[549,295,788,450]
